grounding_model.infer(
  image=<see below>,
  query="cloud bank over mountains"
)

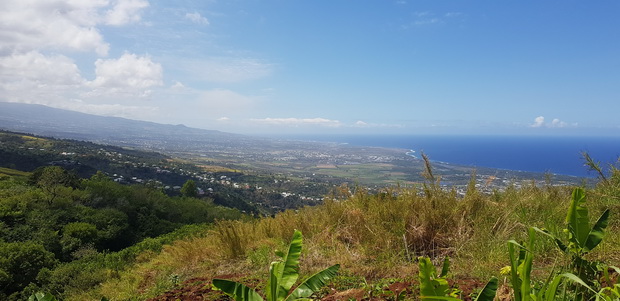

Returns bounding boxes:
[0,0,268,129]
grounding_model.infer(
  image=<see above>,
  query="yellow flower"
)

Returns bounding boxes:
[500,266,512,275]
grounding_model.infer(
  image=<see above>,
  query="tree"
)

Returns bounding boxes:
[180,179,197,198]
[29,166,79,204]
[0,241,57,298]
[60,222,99,259]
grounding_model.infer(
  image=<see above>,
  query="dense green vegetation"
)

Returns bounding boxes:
[0,166,242,300]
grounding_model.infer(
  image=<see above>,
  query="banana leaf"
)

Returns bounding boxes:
[440,257,450,278]
[274,230,303,300]
[473,277,498,301]
[286,264,340,300]
[560,273,601,297]
[419,257,450,298]
[584,209,610,252]
[212,278,264,301]
[566,188,590,249]
[266,261,282,301]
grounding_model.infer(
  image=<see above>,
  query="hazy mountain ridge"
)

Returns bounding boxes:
[0,102,584,188]
[0,102,244,144]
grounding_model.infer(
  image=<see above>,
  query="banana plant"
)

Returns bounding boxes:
[507,228,575,301]
[212,230,340,301]
[533,188,610,290]
[418,256,498,301]
[418,257,454,300]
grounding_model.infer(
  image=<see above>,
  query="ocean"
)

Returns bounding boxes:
[275,134,620,177]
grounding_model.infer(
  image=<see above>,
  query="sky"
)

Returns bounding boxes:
[1,0,619,136]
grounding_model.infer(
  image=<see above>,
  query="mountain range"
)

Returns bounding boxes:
[0,102,276,153]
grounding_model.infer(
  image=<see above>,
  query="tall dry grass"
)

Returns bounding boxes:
[88,163,620,300]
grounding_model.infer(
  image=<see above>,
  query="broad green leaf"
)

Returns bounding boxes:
[287,264,340,300]
[566,188,590,249]
[584,209,610,252]
[440,257,450,278]
[266,261,282,301]
[212,279,264,301]
[560,273,601,296]
[419,257,438,297]
[508,241,523,301]
[419,257,450,298]
[277,230,303,299]
[473,277,498,301]
[543,274,565,301]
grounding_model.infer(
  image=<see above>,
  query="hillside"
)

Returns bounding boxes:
[0,130,334,213]
[0,131,617,300]
[30,159,620,301]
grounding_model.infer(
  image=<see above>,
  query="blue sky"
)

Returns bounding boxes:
[1,1,619,135]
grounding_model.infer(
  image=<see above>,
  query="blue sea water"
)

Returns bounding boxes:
[277,135,620,177]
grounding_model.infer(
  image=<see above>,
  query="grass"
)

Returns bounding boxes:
[66,172,620,300]
[0,167,30,177]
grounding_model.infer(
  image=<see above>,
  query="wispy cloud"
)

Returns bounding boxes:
[251,118,342,127]
[401,11,464,29]
[185,12,209,25]
[174,57,273,83]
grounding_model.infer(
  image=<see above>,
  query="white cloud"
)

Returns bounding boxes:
[531,116,574,128]
[550,118,568,128]
[0,51,163,119]
[217,117,230,121]
[0,0,149,57]
[0,51,87,106]
[185,12,209,25]
[0,0,109,56]
[176,57,273,83]
[88,53,163,97]
[531,116,545,128]
[171,81,185,89]
[0,51,84,87]
[105,0,149,26]
[355,120,368,126]
[251,118,342,127]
